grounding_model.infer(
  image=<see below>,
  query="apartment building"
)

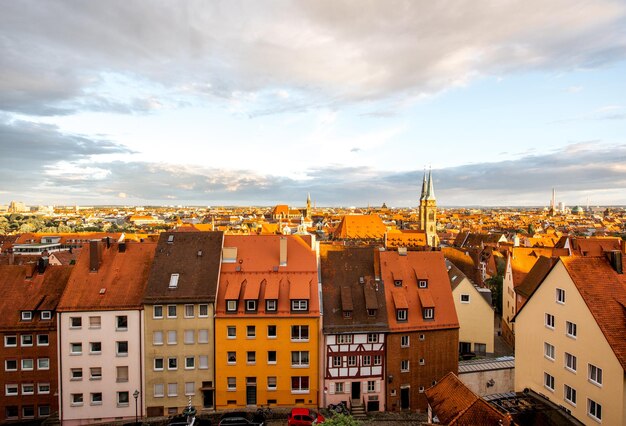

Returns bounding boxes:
[143,231,223,416]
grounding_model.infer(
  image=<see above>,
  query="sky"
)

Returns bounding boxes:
[1,1,626,208]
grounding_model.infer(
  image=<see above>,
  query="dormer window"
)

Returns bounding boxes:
[343,310,352,319]
[167,235,174,244]
[41,311,52,320]
[423,307,434,320]
[246,300,257,312]
[418,280,428,288]
[169,273,179,289]
[21,311,33,321]
[367,309,377,317]
[266,300,277,312]
[291,300,308,311]
[226,300,238,312]
[394,280,402,287]
[397,309,407,321]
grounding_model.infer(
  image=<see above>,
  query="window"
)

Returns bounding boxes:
[91,392,103,405]
[167,330,177,345]
[37,334,49,346]
[167,305,177,318]
[588,399,602,421]
[401,335,410,347]
[588,364,603,386]
[21,384,34,395]
[343,310,352,318]
[90,341,102,354]
[185,304,194,318]
[71,393,84,406]
[21,359,34,370]
[5,384,18,396]
[154,383,164,398]
[268,325,277,338]
[460,294,470,303]
[348,355,357,366]
[167,383,178,396]
[227,377,236,390]
[544,342,555,360]
[397,309,407,321]
[268,351,277,364]
[6,406,18,418]
[116,341,128,356]
[564,384,576,406]
[185,382,195,396]
[367,309,377,316]
[153,305,163,319]
[90,367,102,380]
[247,325,256,338]
[116,366,129,382]
[38,383,50,394]
[5,360,17,371]
[37,358,50,370]
[226,300,237,312]
[199,355,209,369]
[116,315,128,330]
[292,351,309,367]
[291,325,309,341]
[70,317,82,328]
[332,356,341,367]
[117,391,129,406]
[556,288,565,304]
[420,334,425,341]
[199,304,209,317]
[291,300,308,311]
[368,333,379,343]
[169,273,179,288]
[185,356,195,369]
[198,329,209,343]
[21,335,33,346]
[544,372,555,391]
[565,352,577,372]
[363,355,371,366]
[401,360,409,372]
[168,357,178,370]
[423,308,434,319]
[474,343,487,356]
[4,336,17,347]
[184,329,194,344]
[368,381,376,393]
[418,280,428,288]
[566,321,577,338]
[394,279,402,287]
[227,326,236,338]
[22,406,35,418]
[21,311,33,321]
[419,358,425,365]
[71,368,83,380]
[335,382,344,393]
[154,357,164,371]
[246,300,257,312]
[291,376,309,392]
[374,355,382,365]
[545,313,555,329]
[247,351,256,364]
[38,406,50,417]
[266,300,277,312]
[268,376,277,390]
[153,331,163,345]
[337,334,353,344]
[41,311,52,320]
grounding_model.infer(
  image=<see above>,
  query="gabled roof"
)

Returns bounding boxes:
[332,214,387,240]
[144,231,223,303]
[515,256,558,298]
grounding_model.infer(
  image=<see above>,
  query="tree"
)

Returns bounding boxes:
[321,414,360,426]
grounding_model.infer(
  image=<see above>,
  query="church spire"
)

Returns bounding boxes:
[426,167,436,201]
[420,169,428,201]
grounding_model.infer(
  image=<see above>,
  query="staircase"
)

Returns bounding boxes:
[350,400,367,420]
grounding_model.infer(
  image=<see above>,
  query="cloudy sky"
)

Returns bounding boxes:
[1,0,626,207]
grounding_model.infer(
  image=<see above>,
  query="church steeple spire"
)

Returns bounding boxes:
[426,167,436,201]
[420,168,428,201]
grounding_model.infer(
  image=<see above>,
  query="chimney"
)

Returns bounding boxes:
[279,237,287,267]
[119,242,126,253]
[606,250,623,274]
[398,247,407,256]
[106,236,111,249]
[37,257,49,274]
[89,240,102,272]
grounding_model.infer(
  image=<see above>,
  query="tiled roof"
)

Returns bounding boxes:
[143,231,223,303]
[58,241,156,311]
[510,247,568,288]
[332,214,387,240]
[515,256,558,298]
[562,255,626,370]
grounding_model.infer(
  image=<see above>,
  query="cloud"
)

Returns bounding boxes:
[1,1,626,116]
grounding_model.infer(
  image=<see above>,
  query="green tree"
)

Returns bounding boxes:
[322,414,360,426]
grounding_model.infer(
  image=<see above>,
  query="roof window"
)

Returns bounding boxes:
[169,273,179,289]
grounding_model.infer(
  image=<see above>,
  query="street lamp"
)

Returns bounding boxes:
[133,390,140,424]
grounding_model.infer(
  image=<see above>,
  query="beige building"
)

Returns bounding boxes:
[447,260,494,355]
[143,232,223,416]
[514,254,626,425]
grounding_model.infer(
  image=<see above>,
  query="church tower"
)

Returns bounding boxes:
[419,169,439,248]
[306,192,312,219]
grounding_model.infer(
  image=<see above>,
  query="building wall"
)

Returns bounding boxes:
[215,317,319,409]
[515,261,626,426]
[59,310,143,426]
[501,257,515,348]
[144,303,215,416]
[385,328,458,412]
[453,278,494,354]
[458,368,514,396]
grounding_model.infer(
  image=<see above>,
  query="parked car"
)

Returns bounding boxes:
[288,408,325,426]
[218,412,264,426]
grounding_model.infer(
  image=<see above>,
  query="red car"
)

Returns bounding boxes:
[287,408,325,426]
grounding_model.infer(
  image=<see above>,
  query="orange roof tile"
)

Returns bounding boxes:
[391,290,408,309]
[243,278,261,300]
[289,279,310,300]
[264,278,280,299]
[418,289,435,308]
[225,279,242,300]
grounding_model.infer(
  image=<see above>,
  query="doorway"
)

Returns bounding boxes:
[400,387,410,410]
[246,377,257,406]
[351,381,361,401]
